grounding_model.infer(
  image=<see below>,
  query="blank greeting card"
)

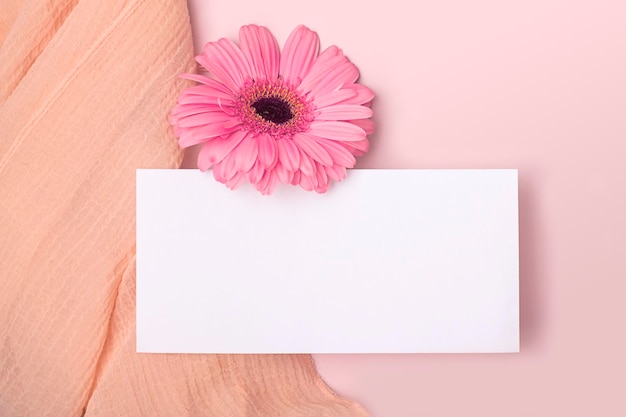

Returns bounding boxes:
[136,169,519,353]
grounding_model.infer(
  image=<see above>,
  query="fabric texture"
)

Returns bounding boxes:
[0,1,369,416]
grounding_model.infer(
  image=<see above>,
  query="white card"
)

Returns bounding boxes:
[136,169,519,353]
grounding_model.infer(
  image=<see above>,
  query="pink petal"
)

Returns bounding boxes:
[308,121,366,142]
[315,184,331,193]
[178,118,240,141]
[171,104,222,119]
[179,92,231,105]
[325,164,348,182]
[299,172,316,191]
[349,118,375,135]
[196,55,235,93]
[225,171,247,190]
[234,135,258,172]
[341,139,370,155]
[276,138,301,171]
[298,46,345,94]
[180,73,214,84]
[315,104,373,121]
[180,73,234,95]
[223,119,243,130]
[280,25,320,84]
[314,89,357,108]
[220,151,239,180]
[308,60,359,98]
[218,37,254,82]
[339,84,375,105]
[292,133,333,166]
[174,100,235,118]
[212,161,226,183]
[246,160,264,184]
[257,134,278,169]
[265,172,278,195]
[316,138,357,167]
[298,148,316,176]
[178,121,240,147]
[255,170,278,195]
[290,170,301,185]
[196,130,248,171]
[173,105,235,121]
[274,161,293,184]
[176,111,236,128]
[200,39,250,92]
[178,81,234,97]
[239,25,280,81]
[176,92,233,105]
[314,162,329,193]
[197,143,214,172]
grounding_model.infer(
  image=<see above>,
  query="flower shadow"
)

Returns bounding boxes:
[518,171,546,351]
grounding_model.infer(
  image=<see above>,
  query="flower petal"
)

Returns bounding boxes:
[176,111,236,128]
[349,118,375,135]
[179,77,234,94]
[175,90,236,115]
[223,119,243,130]
[199,38,250,92]
[255,170,278,195]
[314,89,357,108]
[280,25,320,84]
[220,151,239,180]
[298,148,316,176]
[274,161,293,184]
[290,170,301,185]
[180,73,214,84]
[234,135,258,172]
[246,160,264,184]
[178,123,232,148]
[196,130,248,171]
[325,164,348,182]
[298,46,345,94]
[316,138,357,167]
[197,143,214,172]
[257,134,278,169]
[225,171,247,190]
[299,172,316,191]
[308,121,366,142]
[212,161,226,183]
[339,84,375,105]
[276,138,301,171]
[293,133,333,166]
[309,60,359,98]
[180,73,234,95]
[341,138,370,155]
[315,104,373,121]
[239,25,280,81]
[171,104,222,119]
[314,162,330,193]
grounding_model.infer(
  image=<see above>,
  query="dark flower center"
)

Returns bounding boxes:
[251,97,293,124]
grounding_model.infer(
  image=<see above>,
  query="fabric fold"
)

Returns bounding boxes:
[0,0,369,416]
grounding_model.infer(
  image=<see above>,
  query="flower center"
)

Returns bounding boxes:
[235,80,314,139]
[251,97,293,124]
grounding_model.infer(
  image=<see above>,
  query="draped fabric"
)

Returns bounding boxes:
[0,1,369,415]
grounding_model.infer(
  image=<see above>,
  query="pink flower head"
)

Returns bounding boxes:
[171,25,374,195]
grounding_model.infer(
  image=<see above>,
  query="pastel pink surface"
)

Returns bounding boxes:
[186,1,626,416]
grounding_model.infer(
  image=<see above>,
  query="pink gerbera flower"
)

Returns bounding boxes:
[171,24,374,194]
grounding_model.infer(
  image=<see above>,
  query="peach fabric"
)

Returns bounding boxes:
[0,1,369,416]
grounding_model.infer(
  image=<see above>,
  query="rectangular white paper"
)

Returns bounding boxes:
[136,169,519,353]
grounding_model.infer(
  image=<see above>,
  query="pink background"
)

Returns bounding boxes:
[185,1,626,416]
